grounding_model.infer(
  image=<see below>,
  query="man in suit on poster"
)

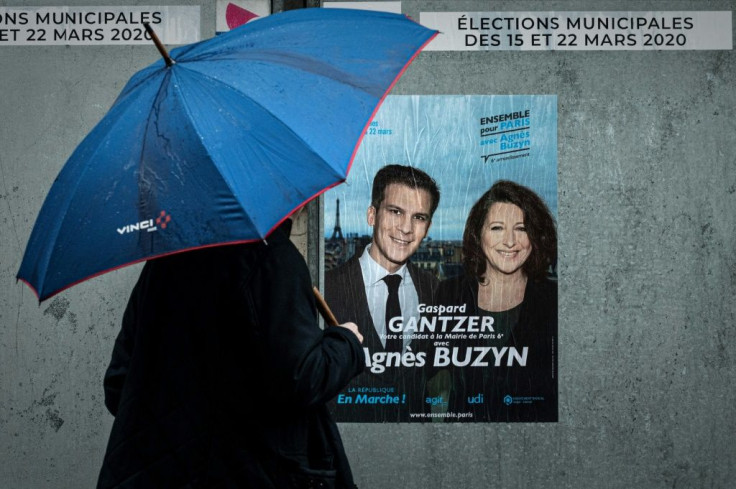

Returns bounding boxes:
[325,164,440,421]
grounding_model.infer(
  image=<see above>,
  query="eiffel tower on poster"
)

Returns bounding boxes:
[330,198,344,241]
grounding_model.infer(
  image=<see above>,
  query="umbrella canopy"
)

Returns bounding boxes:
[17,8,437,301]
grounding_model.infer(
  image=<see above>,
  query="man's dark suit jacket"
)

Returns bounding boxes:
[324,252,438,422]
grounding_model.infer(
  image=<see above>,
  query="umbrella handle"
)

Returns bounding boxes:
[313,286,339,327]
[144,22,175,67]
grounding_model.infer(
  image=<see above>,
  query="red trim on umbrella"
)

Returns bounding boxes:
[25,239,263,303]
[17,278,41,302]
[345,30,439,179]
[21,29,439,304]
[263,29,439,238]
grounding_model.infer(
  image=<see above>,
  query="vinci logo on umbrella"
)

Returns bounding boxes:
[117,211,171,235]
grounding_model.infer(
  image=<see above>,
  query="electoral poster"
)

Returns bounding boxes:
[323,95,558,422]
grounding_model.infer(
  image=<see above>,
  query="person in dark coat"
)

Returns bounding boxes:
[325,165,440,422]
[97,218,365,489]
[434,180,558,422]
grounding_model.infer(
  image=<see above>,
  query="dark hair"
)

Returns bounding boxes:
[371,164,440,218]
[462,180,556,281]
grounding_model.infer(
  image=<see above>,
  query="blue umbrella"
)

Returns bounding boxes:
[17,8,437,301]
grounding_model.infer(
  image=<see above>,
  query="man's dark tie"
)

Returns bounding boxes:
[382,274,403,352]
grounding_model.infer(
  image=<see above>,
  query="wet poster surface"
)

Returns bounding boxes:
[324,95,557,422]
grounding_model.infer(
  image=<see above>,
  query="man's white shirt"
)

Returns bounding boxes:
[359,244,420,352]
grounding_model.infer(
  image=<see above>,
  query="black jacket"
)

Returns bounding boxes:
[434,273,558,422]
[324,253,437,422]
[97,221,365,488]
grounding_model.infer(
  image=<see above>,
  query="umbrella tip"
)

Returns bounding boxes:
[144,22,175,67]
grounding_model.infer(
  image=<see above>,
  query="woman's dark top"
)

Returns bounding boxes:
[433,273,558,422]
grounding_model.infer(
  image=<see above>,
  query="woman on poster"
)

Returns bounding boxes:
[435,180,558,422]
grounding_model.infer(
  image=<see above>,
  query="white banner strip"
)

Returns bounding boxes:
[420,11,732,51]
[323,2,402,14]
[0,6,200,46]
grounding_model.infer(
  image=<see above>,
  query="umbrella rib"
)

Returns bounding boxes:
[172,66,346,212]
[184,50,386,99]
[38,68,178,292]
[29,78,169,296]
[164,69,284,238]
[135,69,180,224]
[112,65,168,109]
[179,65,348,176]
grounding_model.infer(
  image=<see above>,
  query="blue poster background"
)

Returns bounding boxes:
[323,95,558,422]
[325,95,557,243]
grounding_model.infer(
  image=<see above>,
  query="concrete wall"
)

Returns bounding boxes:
[1,0,734,488]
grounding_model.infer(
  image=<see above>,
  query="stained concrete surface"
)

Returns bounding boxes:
[1,1,735,488]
